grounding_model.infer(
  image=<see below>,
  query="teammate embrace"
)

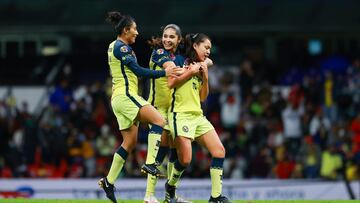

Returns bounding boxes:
[99,11,232,203]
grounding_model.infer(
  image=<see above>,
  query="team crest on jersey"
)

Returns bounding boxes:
[120,46,128,53]
[182,125,189,133]
[156,49,164,55]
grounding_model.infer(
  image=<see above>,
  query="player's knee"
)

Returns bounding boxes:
[158,118,166,128]
[152,118,166,128]
[212,145,226,158]
[123,137,137,151]
[178,155,191,166]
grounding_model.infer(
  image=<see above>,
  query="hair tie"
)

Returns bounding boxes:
[191,33,199,40]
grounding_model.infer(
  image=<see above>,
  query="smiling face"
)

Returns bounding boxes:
[123,22,138,44]
[193,38,212,62]
[162,27,181,53]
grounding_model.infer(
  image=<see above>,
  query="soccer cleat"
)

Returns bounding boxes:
[98,177,117,203]
[163,181,176,203]
[143,195,160,203]
[141,163,166,178]
[208,195,232,203]
[175,195,193,203]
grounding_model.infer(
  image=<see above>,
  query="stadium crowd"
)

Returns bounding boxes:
[1,55,360,181]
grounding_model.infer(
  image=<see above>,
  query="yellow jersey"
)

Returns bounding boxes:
[148,48,185,108]
[170,59,203,113]
[108,40,165,98]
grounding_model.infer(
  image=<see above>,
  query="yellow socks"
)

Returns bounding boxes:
[145,124,163,164]
[106,147,128,184]
[145,146,168,197]
[210,157,224,198]
[168,160,186,186]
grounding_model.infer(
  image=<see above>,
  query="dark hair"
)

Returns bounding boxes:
[185,33,210,62]
[106,11,135,35]
[148,24,183,49]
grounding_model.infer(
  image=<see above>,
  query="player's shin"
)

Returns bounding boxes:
[107,146,128,184]
[210,157,224,198]
[146,124,163,165]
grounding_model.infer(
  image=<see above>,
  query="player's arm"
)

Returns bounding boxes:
[162,61,185,75]
[199,63,209,101]
[168,63,200,89]
[127,60,166,78]
[114,46,179,78]
[128,61,182,78]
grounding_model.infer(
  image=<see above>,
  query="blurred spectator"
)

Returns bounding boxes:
[49,79,73,113]
[320,145,343,180]
[281,100,303,158]
[219,71,240,137]
[323,71,338,123]
[4,87,17,119]
[298,136,321,178]
[96,124,116,158]
[350,113,360,155]
[346,57,360,113]
[309,108,331,137]
[82,132,96,177]
[239,59,254,102]
[272,145,296,179]
[309,107,331,149]
[249,146,272,178]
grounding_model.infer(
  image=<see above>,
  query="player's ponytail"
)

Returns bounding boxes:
[106,11,135,35]
[185,33,210,63]
[147,37,162,49]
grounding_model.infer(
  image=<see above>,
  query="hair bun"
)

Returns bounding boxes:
[106,11,124,25]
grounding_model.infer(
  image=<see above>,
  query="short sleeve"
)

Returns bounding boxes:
[174,54,186,67]
[151,48,172,67]
[114,44,136,65]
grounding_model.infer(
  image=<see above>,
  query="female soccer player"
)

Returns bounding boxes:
[165,33,232,203]
[98,11,182,203]
[144,24,191,203]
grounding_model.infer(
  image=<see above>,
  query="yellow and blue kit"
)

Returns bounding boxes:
[168,58,214,139]
[148,48,185,109]
[108,40,167,130]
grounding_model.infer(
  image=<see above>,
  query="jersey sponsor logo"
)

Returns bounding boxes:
[156,49,164,55]
[182,125,189,133]
[120,46,128,53]
[158,56,169,63]
[170,53,175,60]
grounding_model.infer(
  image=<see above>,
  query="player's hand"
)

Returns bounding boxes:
[174,66,186,76]
[199,62,209,81]
[187,63,201,75]
[165,66,183,77]
[205,58,213,67]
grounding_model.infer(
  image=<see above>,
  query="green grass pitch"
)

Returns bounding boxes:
[1,200,359,203]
